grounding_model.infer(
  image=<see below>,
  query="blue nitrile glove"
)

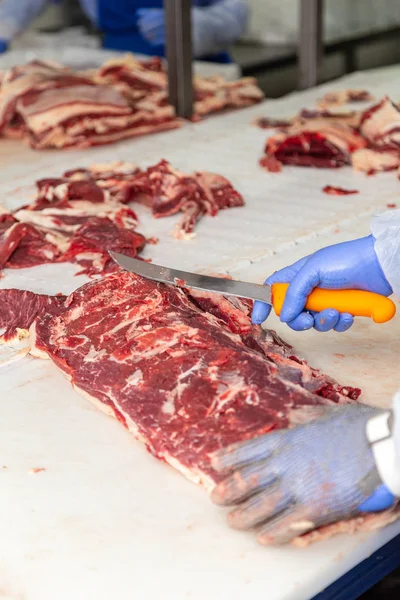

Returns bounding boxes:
[136,8,165,46]
[0,39,8,53]
[252,235,393,332]
[211,405,396,545]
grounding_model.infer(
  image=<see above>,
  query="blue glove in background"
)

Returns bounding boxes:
[0,39,8,53]
[211,405,396,545]
[252,235,393,332]
[136,8,165,47]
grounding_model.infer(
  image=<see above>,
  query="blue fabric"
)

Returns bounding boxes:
[252,235,393,331]
[98,0,233,63]
[0,39,8,53]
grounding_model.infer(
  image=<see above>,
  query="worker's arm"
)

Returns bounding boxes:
[211,401,400,545]
[0,0,48,49]
[137,0,249,58]
[253,209,400,331]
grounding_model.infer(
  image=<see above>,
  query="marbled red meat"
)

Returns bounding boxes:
[0,288,64,342]
[27,271,360,491]
[1,274,395,544]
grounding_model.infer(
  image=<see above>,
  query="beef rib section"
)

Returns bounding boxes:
[257,95,400,175]
[0,56,264,150]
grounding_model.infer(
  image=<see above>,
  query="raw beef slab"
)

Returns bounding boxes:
[2,272,398,544]
[257,95,400,175]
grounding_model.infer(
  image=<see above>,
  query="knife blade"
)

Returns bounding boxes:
[109,251,273,303]
[109,251,397,324]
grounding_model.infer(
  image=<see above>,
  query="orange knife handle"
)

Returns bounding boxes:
[271,283,396,324]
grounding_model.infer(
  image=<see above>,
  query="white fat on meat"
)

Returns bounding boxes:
[351,148,400,172]
[17,86,132,134]
[360,97,400,148]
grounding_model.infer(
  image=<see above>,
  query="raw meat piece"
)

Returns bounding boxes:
[293,507,400,547]
[322,185,359,195]
[359,96,400,151]
[0,216,59,270]
[262,120,366,169]
[96,55,264,121]
[256,97,400,177]
[0,288,64,343]
[259,156,282,173]
[0,59,181,149]
[351,148,400,173]
[125,160,244,238]
[317,89,373,107]
[253,116,291,129]
[0,56,263,150]
[2,276,396,544]
[0,160,243,275]
[61,217,146,277]
[28,272,360,488]
[0,165,146,276]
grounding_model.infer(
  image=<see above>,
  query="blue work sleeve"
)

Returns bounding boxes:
[192,0,249,58]
[0,0,48,41]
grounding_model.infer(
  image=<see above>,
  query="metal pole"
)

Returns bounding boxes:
[164,0,193,119]
[298,0,324,90]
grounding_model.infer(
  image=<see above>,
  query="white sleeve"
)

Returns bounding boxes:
[192,0,249,58]
[0,0,47,41]
[367,391,400,497]
[371,209,400,298]
[393,391,400,485]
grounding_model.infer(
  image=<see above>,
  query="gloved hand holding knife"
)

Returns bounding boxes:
[212,213,400,544]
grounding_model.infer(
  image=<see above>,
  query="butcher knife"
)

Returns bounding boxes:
[109,251,396,324]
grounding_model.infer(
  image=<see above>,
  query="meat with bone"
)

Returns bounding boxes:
[96,54,264,121]
[0,56,263,150]
[257,96,400,175]
[2,273,397,544]
[0,59,181,149]
[261,119,366,171]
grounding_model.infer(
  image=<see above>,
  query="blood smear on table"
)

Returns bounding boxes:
[322,185,359,195]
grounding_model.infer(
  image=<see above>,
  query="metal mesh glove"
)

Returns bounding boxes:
[252,235,392,331]
[211,405,396,545]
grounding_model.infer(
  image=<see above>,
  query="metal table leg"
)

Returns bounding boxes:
[298,0,324,90]
[164,0,193,119]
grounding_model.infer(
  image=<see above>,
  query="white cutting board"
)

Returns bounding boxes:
[1,65,400,599]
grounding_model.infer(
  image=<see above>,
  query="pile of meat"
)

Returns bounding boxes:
[257,94,400,175]
[0,160,244,276]
[0,57,263,150]
[1,270,399,545]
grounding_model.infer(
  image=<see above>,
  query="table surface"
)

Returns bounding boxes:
[1,63,400,600]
